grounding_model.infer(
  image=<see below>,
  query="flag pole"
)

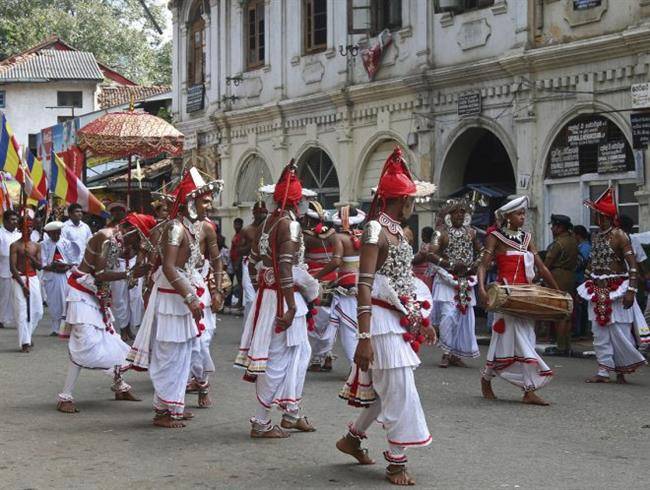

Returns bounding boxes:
[20,184,30,323]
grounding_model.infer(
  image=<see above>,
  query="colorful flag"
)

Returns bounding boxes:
[50,150,106,216]
[0,172,13,212]
[24,149,48,199]
[0,113,45,201]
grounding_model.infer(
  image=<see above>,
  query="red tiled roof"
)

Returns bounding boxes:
[97,84,171,109]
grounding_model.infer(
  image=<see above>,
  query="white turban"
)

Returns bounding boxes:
[44,221,64,232]
[495,196,529,224]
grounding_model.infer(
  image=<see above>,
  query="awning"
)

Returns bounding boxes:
[448,182,514,198]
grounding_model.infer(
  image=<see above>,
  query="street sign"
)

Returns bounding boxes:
[631,83,650,109]
[631,112,650,149]
[457,91,481,117]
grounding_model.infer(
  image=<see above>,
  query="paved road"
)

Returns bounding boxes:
[0,313,648,489]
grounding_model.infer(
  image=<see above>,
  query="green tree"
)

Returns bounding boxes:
[0,0,171,85]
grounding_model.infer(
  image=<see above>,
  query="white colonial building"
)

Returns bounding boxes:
[170,0,650,244]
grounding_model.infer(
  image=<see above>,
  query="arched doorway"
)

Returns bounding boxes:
[298,148,340,209]
[440,127,516,227]
[235,154,272,205]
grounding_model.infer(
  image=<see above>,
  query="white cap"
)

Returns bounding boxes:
[44,221,64,232]
[495,196,529,223]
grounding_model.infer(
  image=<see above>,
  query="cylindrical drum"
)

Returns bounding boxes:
[486,283,573,321]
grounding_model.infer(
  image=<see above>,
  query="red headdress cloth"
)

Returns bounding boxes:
[273,160,303,209]
[584,187,618,218]
[169,167,223,219]
[122,212,157,238]
[376,147,416,199]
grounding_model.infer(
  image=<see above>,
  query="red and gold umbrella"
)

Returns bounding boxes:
[77,110,184,209]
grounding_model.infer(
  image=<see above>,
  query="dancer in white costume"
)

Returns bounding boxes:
[41,221,77,335]
[579,188,649,383]
[235,163,319,438]
[327,206,366,365]
[56,214,153,413]
[337,147,437,486]
[10,213,44,352]
[237,201,269,322]
[303,201,342,372]
[428,197,483,367]
[129,168,224,428]
[0,210,21,328]
[477,196,560,406]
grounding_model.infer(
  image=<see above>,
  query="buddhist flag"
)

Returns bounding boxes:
[50,150,106,216]
[0,113,45,201]
[24,149,48,200]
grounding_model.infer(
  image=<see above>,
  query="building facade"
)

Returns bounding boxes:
[170,0,650,244]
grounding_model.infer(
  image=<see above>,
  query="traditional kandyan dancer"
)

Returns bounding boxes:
[129,167,223,428]
[238,200,269,322]
[327,205,366,366]
[337,147,436,486]
[477,196,560,406]
[0,210,21,328]
[428,197,483,367]
[578,188,649,383]
[10,211,44,352]
[303,201,343,372]
[41,221,77,336]
[56,213,154,413]
[235,162,319,438]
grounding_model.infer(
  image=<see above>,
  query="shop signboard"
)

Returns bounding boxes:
[631,112,650,149]
[573,0,601,10]
[631,83,650,109]
[548,146,580,178]
[597,140,627,174]
[457,91,482,117]
[567,118,607,146]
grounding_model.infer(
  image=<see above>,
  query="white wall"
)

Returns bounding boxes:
[1,80,98,151]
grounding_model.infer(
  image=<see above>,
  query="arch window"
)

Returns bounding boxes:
[187,1,207,87]
[236,155,272,204]
[299,149,340,209]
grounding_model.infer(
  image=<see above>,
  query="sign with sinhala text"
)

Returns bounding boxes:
[631,112,650,149]
[567,119,607,146]
[548,146,580,178]
[457,91,482,117]
[597,141,627,174]
[631,83,650,109]
[573,0,601,10]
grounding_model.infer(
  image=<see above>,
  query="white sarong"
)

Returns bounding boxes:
[12,275,43,348]
[0,277,15,326]
[329,293,358,363]
[42,270,68,334]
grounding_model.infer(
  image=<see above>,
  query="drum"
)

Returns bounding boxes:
[486,283,573,321]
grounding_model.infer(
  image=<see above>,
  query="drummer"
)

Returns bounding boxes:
[477,196,560,406]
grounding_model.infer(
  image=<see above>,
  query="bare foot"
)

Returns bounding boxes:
[250,425,290,439]
[585,375,610,383]
[481,378,497,400]
[616,374,628,384]
[281,416,316,432]
[308,363,323,372]
[438,355,449,368]
[449,356,467,368]
[153,414,185,428]
[182,410,194,420]
[335,435,375,465]
[386,465,415,486]
[522,391,550,406]
[21,344,30,353]
[322,356,333,372]
[57,400,79,413]
[115,390,141,401]
[198,391,212,408]
[186,379,200,393]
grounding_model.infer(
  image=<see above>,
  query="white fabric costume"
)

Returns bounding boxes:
[58,271,132,403]
[189,261,217,390]
[61,220,92,264]
[242,256,256,322]
[328,256,360,364]
[12,273,44,348]
[41,233,76,334]
[235,264,318,423]
[340,217,432,465]
[110,257,145,332]
[0,226,21,326]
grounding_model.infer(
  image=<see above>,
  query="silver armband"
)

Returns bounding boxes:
[431,230,442,248]
[624,250,634,257]
[289,221,301,243]
[168,221,184,246]
[362,221,381,245]
[356,332,372,340]
[183,292,199,305]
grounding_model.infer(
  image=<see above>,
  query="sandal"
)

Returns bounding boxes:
[250,424,290,439]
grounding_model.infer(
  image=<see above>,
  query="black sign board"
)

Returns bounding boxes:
[457,91,482,117]
[573,0,601,10]
[631,112,650,149]
[548,146,580,178]
[186,84,205,113]
[597,140,628,174]
[567,119,607,146]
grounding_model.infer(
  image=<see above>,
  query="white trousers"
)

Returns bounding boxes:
[190,326,216,384]
[350,366,431,460]
[43,271,68,333]
[254,330,311,421]
[437,301,479,358]
[150,334,195,419]
[592,321,647,376]
[0,277,15,326]
[309,306,335,362]
[12,276,43,348]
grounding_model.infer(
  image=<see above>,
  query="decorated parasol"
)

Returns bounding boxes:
[77,109,184,208]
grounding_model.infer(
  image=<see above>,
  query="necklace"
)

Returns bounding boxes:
[378,212,404,238]
[501,227,523,243]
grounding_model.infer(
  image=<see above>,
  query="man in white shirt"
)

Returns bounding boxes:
[0,210,21,328]
[61,203,92,264]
